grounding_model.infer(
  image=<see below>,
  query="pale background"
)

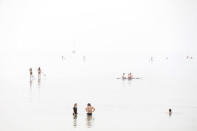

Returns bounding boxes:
[0,0,197,131]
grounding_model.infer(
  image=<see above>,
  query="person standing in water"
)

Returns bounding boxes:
[38,67,41,79]
[169,108,172,116]
[29,68,33,78]
[122,73,126,79]
[128,73,133,79]
[86,103,95,116]
[73,103,78,116]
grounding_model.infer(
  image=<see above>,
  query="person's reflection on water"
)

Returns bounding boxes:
[169,108,172,117]
[73,114,77,127]
[28,85,32,103]
[86,114,94,128]
[85,103,95,128]
[38,78,41,88]
[38,67,41,78]
[29,68,33,80]
[30,79,32,88]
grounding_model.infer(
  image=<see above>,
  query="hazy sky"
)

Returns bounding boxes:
[0,0,197,55]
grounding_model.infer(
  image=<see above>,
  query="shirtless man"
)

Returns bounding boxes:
[128,73,133,79]
[86,103,95,116]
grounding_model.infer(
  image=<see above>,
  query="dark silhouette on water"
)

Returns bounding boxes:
[72,103,78,127]
[38,67,41,80]
[73,103,78,116]
[169,108,172,116]
[73,115,77,127]
[29,68,33,80]
[29,79,32,88]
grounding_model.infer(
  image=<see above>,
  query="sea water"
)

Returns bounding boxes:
[0,53,197,131]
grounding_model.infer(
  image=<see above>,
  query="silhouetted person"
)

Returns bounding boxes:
[169,108,172,116]
[73,103,78,116]
[38,67,41,79]
[29,68,33,78]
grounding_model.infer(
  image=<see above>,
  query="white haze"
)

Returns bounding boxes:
[0,0,197,131]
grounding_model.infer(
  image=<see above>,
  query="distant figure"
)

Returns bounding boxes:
[86,103,95,116]
[38,67,41,79]
[186,56,189,59]
[128,73,133,79]
[83,56,86,61]
[38,78,41,87]
[29,68,33,78]
[150,56,153,62]
[73,103,78,116]
[30,79,32,88]
[122,73,126,79]
[38,67,41,75]
[72,50,76,54]
[169,108,172,116]
[73,115,77,127]
[86,113,93,128]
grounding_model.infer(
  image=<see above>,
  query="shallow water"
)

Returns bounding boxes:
[0,53,197,131]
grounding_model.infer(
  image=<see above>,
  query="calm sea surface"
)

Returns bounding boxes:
[0,53,197,131]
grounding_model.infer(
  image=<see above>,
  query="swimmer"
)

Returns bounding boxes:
[128,73,133,79]
[169,108,172,116]
[86,103,95,116]
[150,56,153,62]
[29,68,33,77]
[122,73,126,79]
[83,56,86,61]
[73,103,78,116]
[38,67,41,75]
[38,67,41,79]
